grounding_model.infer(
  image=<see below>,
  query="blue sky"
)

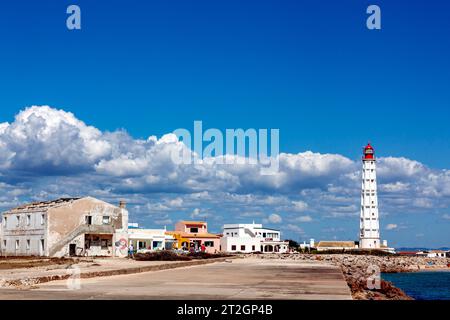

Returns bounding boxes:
[0,1,449,247]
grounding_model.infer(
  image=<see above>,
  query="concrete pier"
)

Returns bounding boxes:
[0,257,352,300]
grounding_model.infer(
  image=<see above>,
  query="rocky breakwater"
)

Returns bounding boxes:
[247,253,450,300]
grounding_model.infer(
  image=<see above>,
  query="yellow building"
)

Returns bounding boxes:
[165,231,190,250]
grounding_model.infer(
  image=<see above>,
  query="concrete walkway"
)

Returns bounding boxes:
[0,257,232,288]
[0,258,352,300]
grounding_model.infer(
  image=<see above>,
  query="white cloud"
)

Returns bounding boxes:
[190,208,211,219]
[379,182,410,193]
[443,214,450,220]
[267,213,282,224]
[154,218,172,226]
[240,212,264,218]
[292,200,308,212]
[412,198,433,208]
[168,197,184,208]
[284,224,304,235]
[0,106,111,172]
[385,224,398,230]
[378,157,426,180]
[1,106,449,243]
[293,215,313,223]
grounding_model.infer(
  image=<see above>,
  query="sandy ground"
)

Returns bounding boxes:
[0,257,182,285]
[0,257,76,270]
[0,258,352,300]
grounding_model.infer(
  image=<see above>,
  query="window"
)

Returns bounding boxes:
[85,215,92,225]
[231,245,237,251]
[240,245,246,251]
[41,214,45,225]
[40,239,45,254]
[252,245,256,251]
[138,241,147,249]
[16,215,20,227]
[26,240,30,250]
[15,240,19,250]
[26,215,31,226]
[102,216,110,224]
[101,239,109,249]
[190,227,198,233]
[204,241,214,247]
[152,241,163,249]
[3,217,7,228]
[3,240,6,248]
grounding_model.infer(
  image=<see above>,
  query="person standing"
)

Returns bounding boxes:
[129,243,134,258]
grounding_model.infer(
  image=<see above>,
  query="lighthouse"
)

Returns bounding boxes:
[359,143,381,249]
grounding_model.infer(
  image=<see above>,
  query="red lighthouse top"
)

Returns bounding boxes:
[363,143,375,160]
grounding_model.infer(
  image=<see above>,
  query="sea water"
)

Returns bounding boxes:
[382,271,450,300]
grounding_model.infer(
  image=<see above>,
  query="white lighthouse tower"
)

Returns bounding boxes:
[359,143,381,249]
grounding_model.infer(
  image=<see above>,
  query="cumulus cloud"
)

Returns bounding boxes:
[0,106,449,243]
[0,106,111,174]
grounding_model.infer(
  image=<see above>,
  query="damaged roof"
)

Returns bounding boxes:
[4,197,82,214]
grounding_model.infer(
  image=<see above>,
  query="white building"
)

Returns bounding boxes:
[417,250,447,258]
[220,223,289,253]
[128,223,176,252]
[359,143,381,249]
[300,239,315,251]
[0,197,129,257]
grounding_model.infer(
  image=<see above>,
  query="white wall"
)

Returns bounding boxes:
[221,236,262,253]
[222,224,281,240]
[1,210,47,256]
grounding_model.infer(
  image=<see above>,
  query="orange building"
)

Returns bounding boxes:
[166,221,220,253]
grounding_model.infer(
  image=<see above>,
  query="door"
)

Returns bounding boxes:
[69,244,76,256]
[40,239,45,256]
